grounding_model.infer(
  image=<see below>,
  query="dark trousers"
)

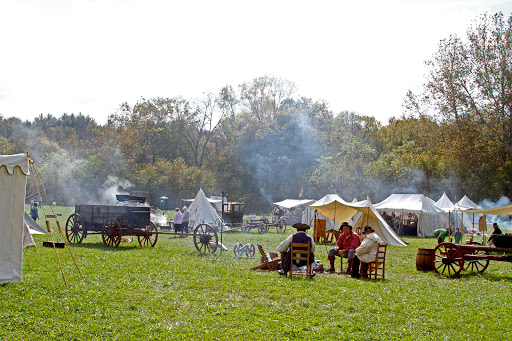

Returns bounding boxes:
[182,222,189,233]
[350,256,368,278]
[174,224,182,233]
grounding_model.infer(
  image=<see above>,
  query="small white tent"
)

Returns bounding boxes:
[0,153,30,284]
[454,196,483,232]
[302,194,344,230]
[309,197,406,246]
[375,194,445,237]
[188,189,223,230]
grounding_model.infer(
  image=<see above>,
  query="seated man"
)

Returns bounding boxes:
[350,226,383,279]
[327,222,361,273]
[277,223,316,276]
[488,222,503,246]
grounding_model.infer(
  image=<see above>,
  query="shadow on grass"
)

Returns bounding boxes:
[69,241,139,252]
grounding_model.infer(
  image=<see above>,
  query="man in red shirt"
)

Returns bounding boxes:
[327,222,361,273]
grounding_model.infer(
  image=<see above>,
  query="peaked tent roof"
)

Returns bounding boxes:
[455,195,482,210]
[274,199,315,209]
[436,193,455,212]
[24,212,48,235]
[310,196,406,246]
[374,194,444,214]
[188,189,223,229]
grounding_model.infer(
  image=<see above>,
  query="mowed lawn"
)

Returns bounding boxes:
[1,206,511,340]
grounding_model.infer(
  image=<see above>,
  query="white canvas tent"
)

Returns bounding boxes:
[188,189,223,230]
[375,194,445,237]
[274,199,315,209]
[0,153,30,284]
[454,196,483,232]
[183,196,222,212]
[302,194,344,230]
[309,196,406,246]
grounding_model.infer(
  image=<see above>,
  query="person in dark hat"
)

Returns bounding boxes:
[350,226,383,278]
[326,222,361,273]
[277,223,316,276]
[488,222,503,246]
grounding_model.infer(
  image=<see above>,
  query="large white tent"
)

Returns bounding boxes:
[309,196,406,246]
[302,194,344,230]
[375,194,445,237]
[188,189,223,230]
[0,153,30,284]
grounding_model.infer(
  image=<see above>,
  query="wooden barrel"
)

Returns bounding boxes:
[416,248,434,271]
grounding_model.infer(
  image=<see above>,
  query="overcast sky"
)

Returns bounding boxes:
[1,0,511,124]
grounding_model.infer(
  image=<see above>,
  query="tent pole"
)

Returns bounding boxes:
[448,211,451,242]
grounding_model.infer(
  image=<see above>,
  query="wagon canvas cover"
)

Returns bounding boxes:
[0,153,30,284]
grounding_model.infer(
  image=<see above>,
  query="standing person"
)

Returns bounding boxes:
[453,227,462,244]
[326,222,361,273]
[182,206,190,234]
[350,226,383,279]
[173,208,183,233]
[30,202,39,221]
[277,223,316,276]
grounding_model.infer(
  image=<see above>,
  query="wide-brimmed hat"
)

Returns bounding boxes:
[292,223,310,230]
[363,226,374,233]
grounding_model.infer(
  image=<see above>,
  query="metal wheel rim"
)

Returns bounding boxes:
[138,221,159,247]
[193,224,218,254]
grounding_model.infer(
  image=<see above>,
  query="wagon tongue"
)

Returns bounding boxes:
[116,194,146,203]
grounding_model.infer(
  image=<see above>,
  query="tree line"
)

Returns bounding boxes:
[1,12,511,212]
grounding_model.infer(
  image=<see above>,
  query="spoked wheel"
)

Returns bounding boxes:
[234,242,243,257]
[65,213,84,244]
[433,243,464,276]
[138,221,158,247]
[102,218,122,248]
[258,223,268,234]
[193,223,218,254]
[464,242,490,273]
[246,244,255,258]
[276,219,287,234]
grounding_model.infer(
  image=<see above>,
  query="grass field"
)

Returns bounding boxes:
[1,206,512,340]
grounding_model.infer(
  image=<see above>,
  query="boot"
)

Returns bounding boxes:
[328,256,336,272]
[345,258,353,274]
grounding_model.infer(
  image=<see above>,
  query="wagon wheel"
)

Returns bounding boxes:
[138,221,159,247]
[233,242,242,257]
[464,242,490,273]
[102,218,122,248]
[193,223,218,254]
[246,244,255,258]
[276,219,287,234]
[258,223,267,234]
[433,243,464,276]
[241,221,250,233]
[65,213,84,244]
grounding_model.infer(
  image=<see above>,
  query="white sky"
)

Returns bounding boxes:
[1,0,511,124]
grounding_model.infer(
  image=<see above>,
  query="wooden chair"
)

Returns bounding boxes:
[289,242,313,278]
[360,243,387,279]
[250,244,280,271]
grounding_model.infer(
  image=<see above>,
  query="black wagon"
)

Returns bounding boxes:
[65,195,158,247]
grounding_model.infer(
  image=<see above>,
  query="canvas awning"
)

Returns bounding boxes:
[458,204,512,215]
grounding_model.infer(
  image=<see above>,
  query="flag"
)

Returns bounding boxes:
[299,186,303,198]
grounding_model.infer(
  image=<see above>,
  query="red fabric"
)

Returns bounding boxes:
[335,231,361,250]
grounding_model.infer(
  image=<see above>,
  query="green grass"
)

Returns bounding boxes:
[1,207,511,340]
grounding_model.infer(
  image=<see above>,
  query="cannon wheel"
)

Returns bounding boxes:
[464,242,490,273]
[65,213,85,244]
[193,223,218,254]
[233,242,242,257]
[102,218,122,248]
[138,221,159,247]
[433,243,464,276]
[246,244,256,258]
[241,221,250,233]
[276,219,287,234]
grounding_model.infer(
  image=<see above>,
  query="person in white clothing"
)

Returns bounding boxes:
[350,226,383,278]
